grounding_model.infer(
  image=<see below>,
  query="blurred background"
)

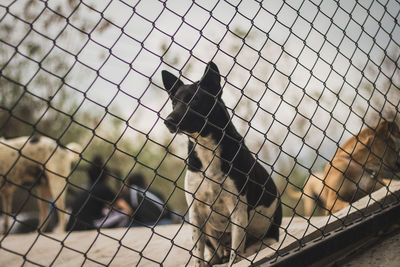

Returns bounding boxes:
[0,0,399,219]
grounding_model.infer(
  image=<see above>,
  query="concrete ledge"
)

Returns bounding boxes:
[1,181,399,266]
[246,180,400,266]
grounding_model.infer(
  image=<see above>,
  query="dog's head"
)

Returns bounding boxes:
[161,62,229,136]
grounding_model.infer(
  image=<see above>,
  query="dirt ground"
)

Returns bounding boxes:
[0,223,192,266]
[1,181,399,267]
[0,216,311,267]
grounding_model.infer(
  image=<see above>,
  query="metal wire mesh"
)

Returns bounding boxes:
[0,0,400,266]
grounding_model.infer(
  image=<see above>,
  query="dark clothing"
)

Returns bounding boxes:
[66,182,116,231]
[123,186,171,226]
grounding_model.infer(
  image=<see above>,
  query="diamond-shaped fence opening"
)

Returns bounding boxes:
[0,0,400,266]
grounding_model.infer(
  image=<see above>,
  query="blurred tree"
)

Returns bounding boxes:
[0,0,110,143]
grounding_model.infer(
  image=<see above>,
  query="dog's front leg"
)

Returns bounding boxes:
[37,183,52,232]
[1,191,12,234]
[228,203,248,265]
[189,203,207,267]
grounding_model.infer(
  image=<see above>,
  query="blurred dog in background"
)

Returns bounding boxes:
[322,120,400,214]
[0,136,81,234]
[287,120,400,216]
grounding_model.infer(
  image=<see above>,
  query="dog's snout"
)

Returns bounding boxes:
[164,115,179,133]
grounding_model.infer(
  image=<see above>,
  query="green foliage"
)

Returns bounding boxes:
[0,0,110,142]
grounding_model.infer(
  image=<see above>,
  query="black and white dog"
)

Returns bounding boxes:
[162,62,282,266]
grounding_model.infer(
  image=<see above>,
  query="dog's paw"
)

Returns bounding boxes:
[263,237,278,246]
[193,259,208,267]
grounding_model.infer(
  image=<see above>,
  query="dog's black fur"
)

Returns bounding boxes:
[162,62,281,265]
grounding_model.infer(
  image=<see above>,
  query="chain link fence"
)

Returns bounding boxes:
[1,0,400,266]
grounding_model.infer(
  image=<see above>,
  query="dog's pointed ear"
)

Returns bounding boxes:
[388,120,400,138]
[162,70,183,96]
[375,120,392,139]
[200,61,221,96]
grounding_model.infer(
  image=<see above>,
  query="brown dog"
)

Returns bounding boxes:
[0,136,81,234]
[322,120,400,214]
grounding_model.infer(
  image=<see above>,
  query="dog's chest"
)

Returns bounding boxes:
[185,136,227,192]
[185,136,240,229]
[191,135,224,179]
